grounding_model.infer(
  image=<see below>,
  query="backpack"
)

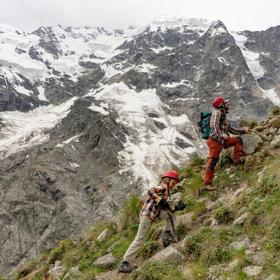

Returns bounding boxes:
[198,112,212,139]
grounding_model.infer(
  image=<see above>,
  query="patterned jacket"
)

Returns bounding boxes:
[140,183,183,221]
[209,108,245,143]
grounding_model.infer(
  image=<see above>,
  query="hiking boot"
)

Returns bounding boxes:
[162,230,175,248]
[118,261,133,273]
[195,184,216,197]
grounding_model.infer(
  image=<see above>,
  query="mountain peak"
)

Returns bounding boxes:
[146,16,211,32]
[206,20,228,37]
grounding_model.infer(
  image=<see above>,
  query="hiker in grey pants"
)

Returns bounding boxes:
[118,170,186,273]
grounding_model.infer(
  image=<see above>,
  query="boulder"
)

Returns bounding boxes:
[21,270,44,280]
[266,274,279,280]
[254,125,266,132]
[270,116,280,128]
[48,261,66,280]
[250,252,266,266]
[270,135,280,148]
[228,259,240,270]
[242,134,263,154]
[95,270,126,280]
[269,126,278,134]
[93,253,117,268]
[243,265,263,277]
[96,228,109,242]
[233,212,249,225]
[151,246,185,264]
[62,267,83,280]
[230,239,249,250]
[255,131,270,141]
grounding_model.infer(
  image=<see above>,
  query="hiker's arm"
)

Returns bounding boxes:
[147,186,165,203]
[210,110,223,140]
[169,192,186,212]
[228,123,246,135]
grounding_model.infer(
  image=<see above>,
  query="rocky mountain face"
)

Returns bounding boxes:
[8,112,280,280]
[0,18,280,275]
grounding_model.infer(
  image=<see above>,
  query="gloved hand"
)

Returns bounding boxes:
[174,201,186,211]
[158,199,170,209]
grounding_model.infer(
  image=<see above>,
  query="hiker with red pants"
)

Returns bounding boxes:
[203,97,251,191]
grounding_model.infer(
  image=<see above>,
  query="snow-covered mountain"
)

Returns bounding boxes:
[0,17,280,275]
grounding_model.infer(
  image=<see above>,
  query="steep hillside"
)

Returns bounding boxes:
[1,18,280,275]
[6,109,280,280]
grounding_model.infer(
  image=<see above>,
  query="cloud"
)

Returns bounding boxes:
[1,0,280,32]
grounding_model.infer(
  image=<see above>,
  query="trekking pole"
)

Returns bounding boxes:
[167,212,177,242]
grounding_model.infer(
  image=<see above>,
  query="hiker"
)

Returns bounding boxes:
[203,96,251,191]
[118,170,186,273]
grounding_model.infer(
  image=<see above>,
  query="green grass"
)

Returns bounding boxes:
[185,174,203,193]
[119,195,141,230]
[186,262,208,280]
[183,226,244,266]
[181,197,207,216]
[132,261,185,280]
[9,149,280,280]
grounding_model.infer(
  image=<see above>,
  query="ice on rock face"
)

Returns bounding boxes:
[232,32,265,80]
[0,98,76,159]
[91,82,197,187]
[262,88,280,106]
[231,31,280,105]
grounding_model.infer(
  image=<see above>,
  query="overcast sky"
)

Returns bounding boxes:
[1,0,280,32]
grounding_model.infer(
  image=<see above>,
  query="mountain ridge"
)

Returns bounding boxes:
[0,17,280,275]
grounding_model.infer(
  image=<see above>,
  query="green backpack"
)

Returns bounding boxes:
[198,112,212,139]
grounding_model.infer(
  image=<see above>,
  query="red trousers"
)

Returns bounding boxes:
[204,136,244,185]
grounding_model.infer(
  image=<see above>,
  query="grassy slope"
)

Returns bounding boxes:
[6,112,280,280]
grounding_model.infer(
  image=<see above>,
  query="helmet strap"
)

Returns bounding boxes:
[219,104,228,113]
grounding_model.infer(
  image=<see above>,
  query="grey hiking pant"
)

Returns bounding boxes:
[123,211,176,264]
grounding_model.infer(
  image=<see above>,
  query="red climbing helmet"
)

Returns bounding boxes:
[212,96,229,109]
[162,170,180,182]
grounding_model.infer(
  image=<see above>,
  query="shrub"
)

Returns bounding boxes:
[119,195,141,230]
[47,240,73,264]
[201,246,232,265]
[258,174,278,195]
[186,174,204,193]
[184,227,214,260]
[176,222,188,239]
[187,262,208,280]
[214,206,235,224]
[183,197,207,216]
[139,240,159,258]
[189,154,206,169]
[272,106,280,116]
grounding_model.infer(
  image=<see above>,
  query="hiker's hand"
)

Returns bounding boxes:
[159,199,169,209]
[244,127,252,133]
[174,201,186,211]
[222,134,230,141]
